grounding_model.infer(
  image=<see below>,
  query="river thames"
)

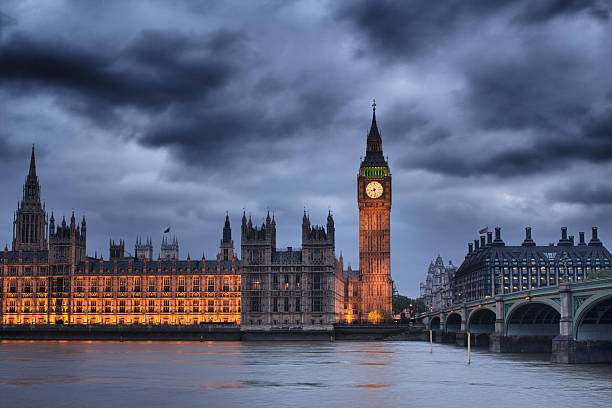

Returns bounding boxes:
[1,341,611,408]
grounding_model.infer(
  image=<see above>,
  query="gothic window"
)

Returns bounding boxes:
[295,298,301,313]
[38,300,46,313]
[134,300,140,313]
[284,275,289,290]
[178,300,184,313]
[208,278,215,292]
[76,280,83,293]
[163,278,170,292]
[105,278,111,292]
[148,300,155,313]
[273,298,278,312]
[207,299,214,312]
[296,275,301,289]
[134,278,141,292]
[312,297,322,312]
[251,275,261,290]
[9,280,16,293]
[24,280,31,293]
[250,297,261,313]
[119,279,126,293]
[148,278,155,292]
[284,297,289,312]
[89,300,97,313]
[104,300,112,313]
[192,300,199,313]
[223,278,229,292]
[223,300,229,313]
[313,274,322,290]
[193,277,200,292]
[178,277,185,292]
[163,300,170,313]
[75,300,83,313]
[90,280,97,293]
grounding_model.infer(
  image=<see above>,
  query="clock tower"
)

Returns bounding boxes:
[358,101,392,321]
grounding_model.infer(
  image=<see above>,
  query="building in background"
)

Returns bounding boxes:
[240,211,338,328]
[419,255,457,312]
[1,149,241,325]
[454,227,612,303]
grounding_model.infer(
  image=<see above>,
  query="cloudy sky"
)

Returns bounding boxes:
[1,0,612,296]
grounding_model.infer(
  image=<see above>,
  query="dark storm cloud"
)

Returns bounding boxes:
[514,0,611,23]
[337,0,509,61]
[0,29,240,116]
[547,183,612,205]
[338,0,610,62]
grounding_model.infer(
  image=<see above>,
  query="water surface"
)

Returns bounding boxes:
[1,341,611,407]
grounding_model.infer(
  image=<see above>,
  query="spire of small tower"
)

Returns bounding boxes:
[29,144,37,178]
[223,213,232,243]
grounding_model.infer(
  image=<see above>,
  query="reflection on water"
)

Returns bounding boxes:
[1,341,611,408]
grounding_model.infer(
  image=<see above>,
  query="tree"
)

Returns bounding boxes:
[368,309,392,324]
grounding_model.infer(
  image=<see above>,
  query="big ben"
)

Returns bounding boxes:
[358,100,392,321]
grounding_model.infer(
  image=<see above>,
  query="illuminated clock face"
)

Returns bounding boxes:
[366,181,383,198]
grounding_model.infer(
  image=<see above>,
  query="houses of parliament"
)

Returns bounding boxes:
[0,106,393,327]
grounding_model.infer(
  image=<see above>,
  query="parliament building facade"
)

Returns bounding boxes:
[1,107,394,327]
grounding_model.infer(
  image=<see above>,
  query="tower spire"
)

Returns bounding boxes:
[29,144,37,178]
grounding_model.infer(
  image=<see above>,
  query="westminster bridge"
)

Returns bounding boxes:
[423,277,612,363]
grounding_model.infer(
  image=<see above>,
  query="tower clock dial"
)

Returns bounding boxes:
[365,181,383,198]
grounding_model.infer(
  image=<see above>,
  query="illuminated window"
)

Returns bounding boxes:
[284,275,289,290]
[178,300,184,313]
[89,300,97,313]
[192,300,199,313]
[76,280,83,293]
[120,279,126,292]
[24,280,32,293]
[207,299,214,312]
[39,280,46,293]
[148,278,155,292]
[134,300,140,313]
[148,300,155,313]
[296,275,301,289]
[76,300,83,313]
[134,278,141,292]
[163,278,170,292]
[9,280,16,293]
[105,278,111,292]
[193,277,200,292]
[163,300,170,313]
[178,278,185,292]
[38,300,46,313]
[90,280,97,293]
[208,278,215,292]
[223,278,229,292]
[223,300,229,313]
[104,300,112,313]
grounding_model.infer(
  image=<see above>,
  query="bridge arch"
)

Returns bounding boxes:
[445,312,461,333]
[467,308,496,334]
[505,301,560,336]
[429,316,441,331]
[574,291,612,341]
